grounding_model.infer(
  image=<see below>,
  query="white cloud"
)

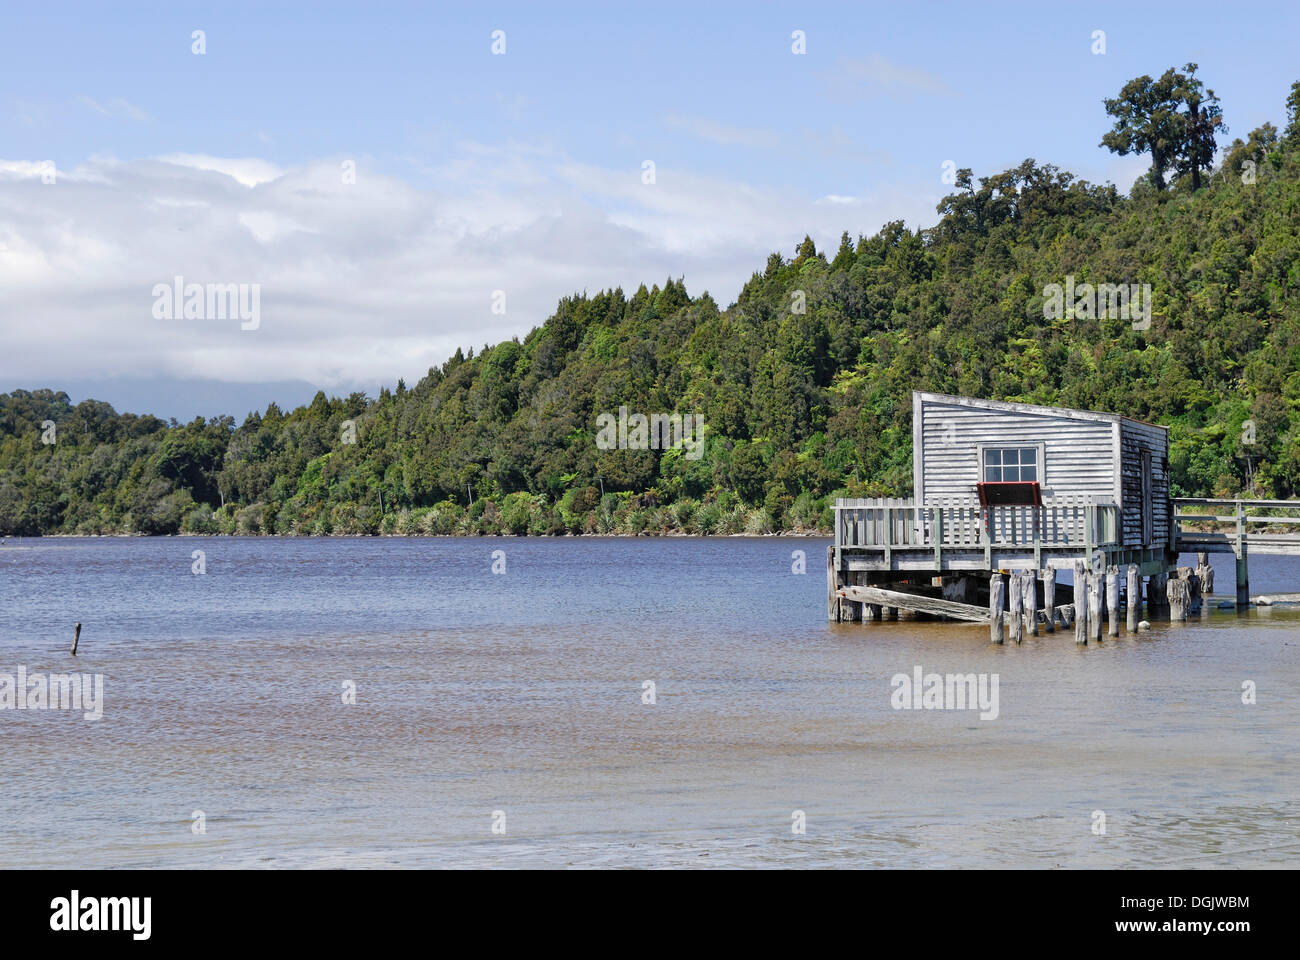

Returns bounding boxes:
[79,96,152,122]
[155,153,285,187]
[822,54,953,100]
[0,146,935,394]
[662,114,780,148]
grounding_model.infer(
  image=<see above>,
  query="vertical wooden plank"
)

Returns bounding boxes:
[1073,560,1088,645]
[990,573,1005,644]
[1023,570,1038,637]
[1043,567,1056,633]
[827,545,840,622]
[1168,577,1189,621]
[1195,550,1214,597]
[1126,564,1140,632]
[1106,566,1120,637]
[1008,573,1024,644]
[1088,572,1104,642]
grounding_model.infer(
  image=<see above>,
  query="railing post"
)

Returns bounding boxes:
[883,503,893,568]
[933,503,943,568]
[1236,499,1250,608]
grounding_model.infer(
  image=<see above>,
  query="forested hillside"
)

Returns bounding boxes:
[4,79,1300,537]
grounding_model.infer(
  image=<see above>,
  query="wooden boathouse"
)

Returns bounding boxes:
[827,391,1300,642]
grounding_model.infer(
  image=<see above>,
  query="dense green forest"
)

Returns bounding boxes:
[4,75,1300,537]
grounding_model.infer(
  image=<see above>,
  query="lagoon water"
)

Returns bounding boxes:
[1,536,1298,868]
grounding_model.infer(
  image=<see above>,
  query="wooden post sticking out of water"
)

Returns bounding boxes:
[71,622,81,657]
[1088,573,1104,643]
[1196,551,1215,597]
[863,603,880,621]
[1008,573,1024,644]
[1126,565,1140,632]
[1167,576,1189,621]
[1149,573,1168,617]
[826,546,840,622]
[1042,567,1056,633]
[1106,566,1121,637]
[990,573,1005,644]
[1179,565,1200,616]
[842,572,862,622]
[1235,501,1250,609]
[1073,560,1088,644]
[1022,571,1038,637]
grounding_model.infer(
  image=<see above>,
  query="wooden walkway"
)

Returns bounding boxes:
[830,497,1300,629]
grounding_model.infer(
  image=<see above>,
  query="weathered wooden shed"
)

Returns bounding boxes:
[911,392,1171,554]
[829,391,1183,641]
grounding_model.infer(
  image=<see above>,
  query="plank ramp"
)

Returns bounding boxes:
[838,585,1075,626]
[838,585,988,623]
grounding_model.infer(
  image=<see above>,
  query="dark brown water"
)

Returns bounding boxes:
[1,537,1297,867]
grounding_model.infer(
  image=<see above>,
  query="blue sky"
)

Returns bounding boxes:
[3,1,1299,419]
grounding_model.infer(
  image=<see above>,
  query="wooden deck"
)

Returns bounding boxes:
[829,496,1300,628]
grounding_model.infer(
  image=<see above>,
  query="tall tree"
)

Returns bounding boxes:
[1101,69,1183,191]
[1285,80,1300,145]
[1173,63,1226,190]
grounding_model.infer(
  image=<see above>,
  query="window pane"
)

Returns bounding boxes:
[1019,447,1036,464]
[1021,465,1036,481]
[1005,466,1021,482]
[985,467,1001,482]
[986,449,1002,465]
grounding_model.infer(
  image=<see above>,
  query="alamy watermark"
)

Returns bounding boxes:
[890,665,999,720]
[152,275,260,330]
[595,406,704,460]
[1042,275,1151,329]
[1,666,104,720]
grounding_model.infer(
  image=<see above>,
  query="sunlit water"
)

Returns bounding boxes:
[1,536,1297,868]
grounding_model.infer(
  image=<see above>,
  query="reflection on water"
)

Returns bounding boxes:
[1,537,1297,868]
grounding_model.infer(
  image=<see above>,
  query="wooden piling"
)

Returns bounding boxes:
[71,622,81,657]
[1008,573,1024,644]
[1126,564,1140,632]
[990,573,1005,644]
[863,603,881,621]
[1022,571,1038,637]
[1042,567,1056,633]
[1195,551,1214,596]
[1106,566,1120,637]
[843,572,862,622]
[1073,560,1088,645]
[1149,573,1168,617]
[1087,573,1103,642]
[1168,576,1189,621]
[1179,565,1201,616]
[826,545,839,622]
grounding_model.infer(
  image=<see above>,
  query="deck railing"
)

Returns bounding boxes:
[1172,497,1300,556]
[834,496,1120,553]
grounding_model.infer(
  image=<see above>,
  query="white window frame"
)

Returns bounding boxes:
[976,442,1045,485]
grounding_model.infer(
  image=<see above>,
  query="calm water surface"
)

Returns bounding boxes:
[1,536,1297,868]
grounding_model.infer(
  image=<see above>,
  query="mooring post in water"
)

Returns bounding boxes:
[1087,573,1103,643]
[1149,572,1168,618]
[71,622,81,656]
[826,545,839,622]
[1235,501,1250,609]
[1008,573,1023,644]
[1127,565,1140,632]
[1106,566,1120,637]
[1022,571,1038,637]
[989,573,1005,644]
[1167,576,1189,621]
[1042,567,1056,633]
[1178,565,1200,615]
[1195,551,1214,597]
[1073,560,1088,644]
